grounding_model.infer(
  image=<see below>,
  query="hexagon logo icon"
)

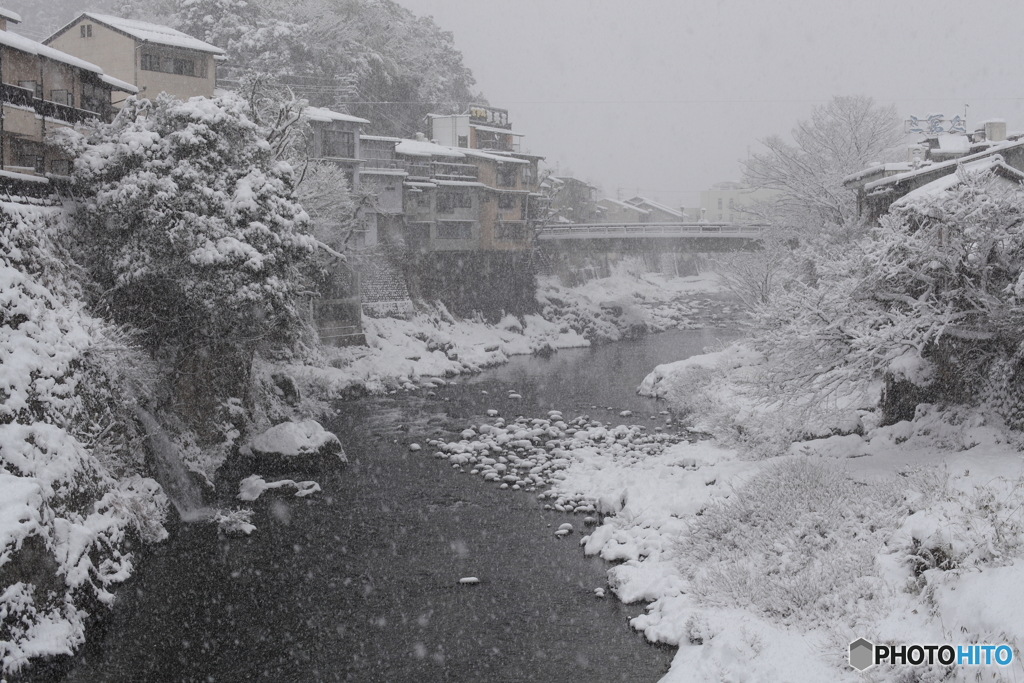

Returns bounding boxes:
[849,638,874,671]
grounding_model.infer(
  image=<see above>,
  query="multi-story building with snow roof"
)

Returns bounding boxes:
[430,104,524,154]
[359,134,407,246]
[44,13,225,105]
[0,6,136,186]
[304,106,369,189]
[844,120,1024,223]
[392,124,542,254]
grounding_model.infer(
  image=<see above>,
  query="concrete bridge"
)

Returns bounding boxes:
[536,222,764,252]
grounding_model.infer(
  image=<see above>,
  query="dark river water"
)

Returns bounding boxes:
[62,327,740,683]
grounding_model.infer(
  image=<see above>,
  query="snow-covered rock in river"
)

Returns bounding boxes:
[248,420,346,472]
[237,474,321,501]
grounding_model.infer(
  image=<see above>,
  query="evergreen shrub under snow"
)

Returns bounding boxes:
[0,204,167,675]
[56,93,319,436]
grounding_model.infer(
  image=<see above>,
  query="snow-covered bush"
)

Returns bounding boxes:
[752,167,1024,425]
[0,205,167,675]
[681,459,912,624]
[61,93,318,426]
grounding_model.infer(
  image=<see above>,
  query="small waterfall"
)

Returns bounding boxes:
[134,406,214,521]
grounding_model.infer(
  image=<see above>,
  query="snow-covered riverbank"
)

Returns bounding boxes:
[423,342,1024,682]
[282,266,739,399]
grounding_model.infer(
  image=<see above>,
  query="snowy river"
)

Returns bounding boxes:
[62,327,739,683]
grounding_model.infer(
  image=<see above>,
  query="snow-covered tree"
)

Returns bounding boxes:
[752,167,1024,425]
[743,95,904,241]
[63,94,318,415]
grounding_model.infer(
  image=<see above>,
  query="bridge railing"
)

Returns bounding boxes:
[536,222,765,239]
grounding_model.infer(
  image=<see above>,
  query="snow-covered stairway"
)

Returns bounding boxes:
[359,244,415,318]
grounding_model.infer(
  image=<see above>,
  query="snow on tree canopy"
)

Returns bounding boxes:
[63,93,317,352]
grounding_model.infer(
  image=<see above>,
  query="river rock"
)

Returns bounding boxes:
[249,420,346,473]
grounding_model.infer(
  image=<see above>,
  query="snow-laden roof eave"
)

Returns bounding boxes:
[599,197,649,212]
[433,180,487,188]
[0,168,48,183]
[0,28,104,74]
[0,6,21,24]
[100,73,137,93]
[460,148,529,164]
[394,139,465,159]
[864,139,1024,193]
[885,156,1024,206]
[627,196,682,217]
[46,12,226,55]
[360,168,407,177]
[304,106,369,124]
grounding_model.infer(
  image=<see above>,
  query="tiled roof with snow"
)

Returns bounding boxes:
[303,106,369,124]
[842,163,915,185]
[54,13,225,54]
[893,155,1024,206]
[864,139,1024,194]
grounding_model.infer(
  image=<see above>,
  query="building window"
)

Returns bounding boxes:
[457,135,468,148]
[497,164,517,187]
[141,53,160,71]
[728,198,735,209]
[80,24,93,37]
[322,130,354,159]
[495,223,525,241]
[50,90,73,106]
[437,221,473,239]
[81,82,107,114]
[173,58,195,76]
[498,194,519,210]
[141,52,201,78]
[717,198,723,210]
[436,192,472,214]
[16,141,44,172]
[18,80,41,98]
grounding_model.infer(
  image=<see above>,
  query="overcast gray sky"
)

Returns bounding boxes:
[398,0,1024,209]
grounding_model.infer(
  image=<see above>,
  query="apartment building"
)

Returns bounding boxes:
[0,6,135,185]
[44,13,225,104]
